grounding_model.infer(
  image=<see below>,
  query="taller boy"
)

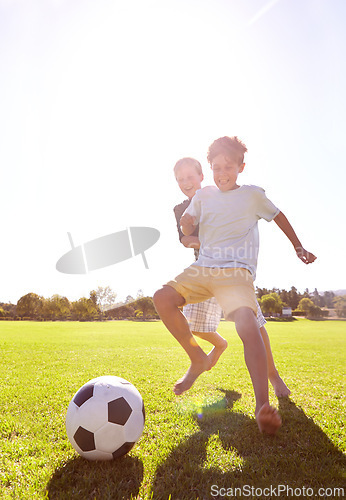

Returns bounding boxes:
[153,136,316,434]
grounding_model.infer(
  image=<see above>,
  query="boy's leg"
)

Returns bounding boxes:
[231,307,281,434]
[153,285,211,395]
[184,299,227,369]
[259,326,291,397]
[212,269,281,434]
[256,303,290,397]
[193,331,228,369]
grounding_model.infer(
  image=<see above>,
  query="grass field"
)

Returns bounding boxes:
[0,319,345,499]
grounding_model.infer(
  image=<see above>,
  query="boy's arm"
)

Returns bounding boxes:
[180,212,197,236]
[181,235,200,249]
[274,211,316,264]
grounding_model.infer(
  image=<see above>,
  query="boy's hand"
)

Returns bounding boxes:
[180,213,196,227]
[295,247,317,264]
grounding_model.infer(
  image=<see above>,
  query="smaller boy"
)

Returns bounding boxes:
[173,157,227,370]
[154,136,316,434]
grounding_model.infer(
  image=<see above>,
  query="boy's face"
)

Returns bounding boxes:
[175,165,203,199]
[211,154,245,192]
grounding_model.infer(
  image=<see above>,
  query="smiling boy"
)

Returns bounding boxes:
[154,136,316,434]
[173,157,290,397]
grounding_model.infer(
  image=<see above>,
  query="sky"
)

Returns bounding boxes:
[1,0,345,305]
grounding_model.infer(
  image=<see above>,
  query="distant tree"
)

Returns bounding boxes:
[256,287,270,299]
[107,303,136,320]
[71,297,99,321]
[259,295,276,315]
[287,286,300,310]
[312,288,324,307]
[259,293,283,316]
[0,307,5,317]
[43,295,71,320]
[89,290,98,307]
[133,296,157,320]
[333,296,346,318]
[323,291,336,308]
[125,295,135,304]
[298,298,314,315]
[297,298,323,318]
[306,304,323,319]
[0,302,16,318]
[17,293,44,319]
[279,289,289,307]
[91,286,117,312]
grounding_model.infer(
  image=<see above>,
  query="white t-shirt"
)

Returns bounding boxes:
[184,185,280,277]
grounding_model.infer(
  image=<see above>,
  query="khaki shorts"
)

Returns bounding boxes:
[166,266,257,319]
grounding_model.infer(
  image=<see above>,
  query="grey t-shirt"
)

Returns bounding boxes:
[174,198,199,261]
[184,184,280,277]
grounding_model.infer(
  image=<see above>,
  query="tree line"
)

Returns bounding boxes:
[256,286,346,319]
[0,286,345,321]
[0,287,158,322]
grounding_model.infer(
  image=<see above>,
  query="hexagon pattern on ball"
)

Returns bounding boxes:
[66,376,145,460]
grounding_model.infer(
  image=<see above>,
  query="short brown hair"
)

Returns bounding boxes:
[173,157,203,178]
[207,136,248,165]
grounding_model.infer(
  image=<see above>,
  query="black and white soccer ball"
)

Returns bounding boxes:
[66,375,145,460]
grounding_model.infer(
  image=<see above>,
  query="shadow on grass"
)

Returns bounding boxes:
[151,390,345,499]
[46,454,143,500]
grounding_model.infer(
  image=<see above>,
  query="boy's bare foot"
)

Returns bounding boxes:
[256,402,282,435]
[269,373,291,398]
[174,358,211,395]
[207,339,228,369]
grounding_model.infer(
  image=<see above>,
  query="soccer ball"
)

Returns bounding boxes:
[66,375,145,460]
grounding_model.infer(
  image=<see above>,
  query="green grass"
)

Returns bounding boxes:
[0,319,345,499]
